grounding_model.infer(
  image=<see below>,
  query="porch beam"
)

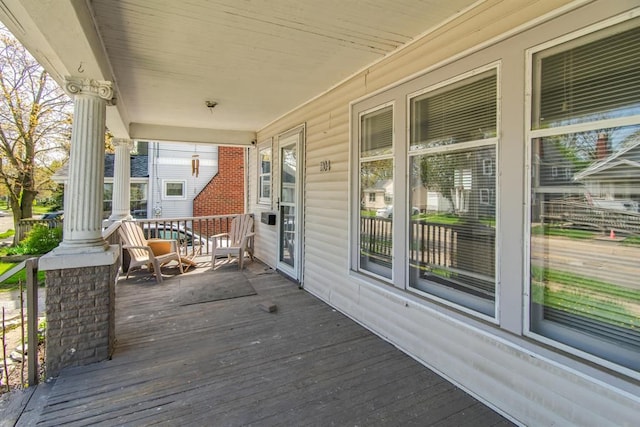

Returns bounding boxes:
[0,0,131,138]
[130,123,256,146]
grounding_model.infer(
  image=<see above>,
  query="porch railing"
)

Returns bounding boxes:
[16,218,63,242]
[360,217,459,270]
[133,214,249,257]
[0,257,40,387]
[360,217,495,294]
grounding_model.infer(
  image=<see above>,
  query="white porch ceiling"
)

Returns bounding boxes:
[0,0,478,144]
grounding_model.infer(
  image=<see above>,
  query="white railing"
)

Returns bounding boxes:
[132,214,247,258]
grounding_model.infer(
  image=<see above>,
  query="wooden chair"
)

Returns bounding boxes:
[211,214,255,270]
[118,221,184,283]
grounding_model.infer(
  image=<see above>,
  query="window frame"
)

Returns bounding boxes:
[524,13,640,379]
[350,63,500,322]
[357,102,396,282]
[257,139,272,205]
[102,179,148,217]
[406,64,500,321]
[162,179,187,200]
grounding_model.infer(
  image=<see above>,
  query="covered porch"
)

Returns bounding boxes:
[15,260,510,425]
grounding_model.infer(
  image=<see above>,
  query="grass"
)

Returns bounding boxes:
[419,214,460,224]
[0,229,14,239]
[0,261,46,291]
[531,225,596,239]
[622,236,640,246]
[32,205,52,215]
[531,266,640,329]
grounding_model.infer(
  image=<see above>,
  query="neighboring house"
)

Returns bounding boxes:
[573,139,640,208]
[53,142,245,219]
[193,145,246,217]
[147,141,219,218]
[103,152,149,218]
[52,150,150,219]
[361,179,391,211]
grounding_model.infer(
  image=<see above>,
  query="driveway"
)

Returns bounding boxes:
[0,213,13,233]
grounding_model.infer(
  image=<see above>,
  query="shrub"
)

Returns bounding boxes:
[7,224,62,255]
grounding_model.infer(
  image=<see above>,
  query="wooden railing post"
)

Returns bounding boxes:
[26,257,39,386]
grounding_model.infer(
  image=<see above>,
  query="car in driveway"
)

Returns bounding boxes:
[0,210,7,217]
[42,211,64,220]
[141,222,211,256]
[375,206,420,218]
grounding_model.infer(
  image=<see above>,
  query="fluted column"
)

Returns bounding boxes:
[55,77,114,254]
[108,138,133,223]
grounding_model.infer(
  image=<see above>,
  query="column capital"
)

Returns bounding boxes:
[64,77,115,105]
[112,138,134,150]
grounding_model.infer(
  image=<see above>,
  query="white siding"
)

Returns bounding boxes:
[148,142,218,218]
[250,1,640,425]
[248,139,278,267]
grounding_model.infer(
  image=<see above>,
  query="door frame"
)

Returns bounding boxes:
[276,124,305,282]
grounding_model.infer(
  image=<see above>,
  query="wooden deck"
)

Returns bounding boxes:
[17,259,513,426]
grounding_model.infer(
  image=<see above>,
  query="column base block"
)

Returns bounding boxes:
[41,246,120,378]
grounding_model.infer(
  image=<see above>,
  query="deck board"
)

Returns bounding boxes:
[22,260,512,426]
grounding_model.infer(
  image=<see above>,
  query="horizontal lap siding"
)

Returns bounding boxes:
[248,142,278,268]
[254,0,640,425]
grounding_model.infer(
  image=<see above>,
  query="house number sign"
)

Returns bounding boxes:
[320,160,331,172]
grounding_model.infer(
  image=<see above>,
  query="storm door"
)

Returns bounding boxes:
[277,126,304,281]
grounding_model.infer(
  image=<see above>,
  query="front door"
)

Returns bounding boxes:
[277,126,304,281]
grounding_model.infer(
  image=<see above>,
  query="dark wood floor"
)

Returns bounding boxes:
[22,259,513,426]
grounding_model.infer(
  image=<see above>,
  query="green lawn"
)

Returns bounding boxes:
[531,266,640,329]
[0,261,46,291]
[0,229,14,239]
[531,225,596,239]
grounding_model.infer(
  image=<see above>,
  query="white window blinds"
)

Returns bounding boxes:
[411,71,497,150]
[534,24,640,128]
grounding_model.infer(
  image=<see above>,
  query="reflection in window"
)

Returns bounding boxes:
[529,18,640,372]
[408,69,497,316]
[409,147,496,316]
[359,106,393,280]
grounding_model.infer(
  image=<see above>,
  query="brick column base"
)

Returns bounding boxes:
[41,247,120,378]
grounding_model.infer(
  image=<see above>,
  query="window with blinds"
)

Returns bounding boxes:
[534,23,640,129]
[258,146,271,204]
[529,18,640,372]
[408,69,498,317]
[359,105,394,279]
[411,70,497,150]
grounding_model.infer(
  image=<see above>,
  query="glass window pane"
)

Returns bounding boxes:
[361,106,393,157]
[530,125,640,371]
[410,71,497,151]
[166,182,184,197]
[360,158,393,279]
[409,147,496,315]
[533,23,640,129]
[259,147,272,202]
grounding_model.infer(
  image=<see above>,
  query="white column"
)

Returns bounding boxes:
[55,77,114,254]
[108,138,133,223]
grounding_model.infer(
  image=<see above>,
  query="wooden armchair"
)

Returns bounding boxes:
[118,221,184,283]
[211,214,255,270]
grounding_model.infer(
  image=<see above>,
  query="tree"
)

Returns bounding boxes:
[419,153,455,206]
[0,25,72,243]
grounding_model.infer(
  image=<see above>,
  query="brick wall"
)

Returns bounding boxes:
[45,261,118,377]
[193,146,245,216]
